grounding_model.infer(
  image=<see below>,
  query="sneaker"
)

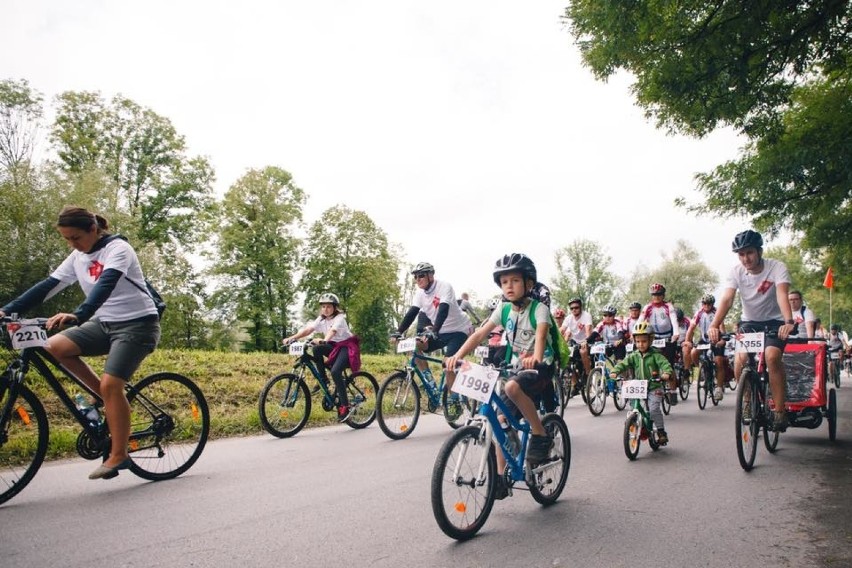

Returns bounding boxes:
[337,404,352,422]
[493,476,510,500]
[742,395,752,420]
[713,387,724,402]
[526,434,553,466]
[772,411,789,432]
[656,430,669,445]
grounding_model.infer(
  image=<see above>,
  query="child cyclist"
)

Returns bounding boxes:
[446,253,554,474]
[282,293,360,421]
[610,322,673,445]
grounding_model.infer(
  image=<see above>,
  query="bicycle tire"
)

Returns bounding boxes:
[258,373,311,438]
[661,389,671,415]
[623,412,641,461]
[612,379,627,411]
[377,371,420,440]
[529,413,570,505]
[0,383,48,506]
[586,369,606,416]
[828,388,837,441]
[679,367,690,400]
[763,425,780,453]
[343,371,378,429]
[697,365,708,410]
[126,372,209,481]
[735,370,759,471]
[834,364,841,388]
[430,423,496,541]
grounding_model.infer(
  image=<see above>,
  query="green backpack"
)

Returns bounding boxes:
[500,301,571,368]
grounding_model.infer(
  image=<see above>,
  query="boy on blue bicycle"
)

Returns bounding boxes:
[446,253,554,473]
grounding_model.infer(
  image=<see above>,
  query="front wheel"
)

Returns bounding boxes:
[697,365,709,410]
[377,371,421,440]
[661,389,671,416]
[529,414,571,505]
[259,373,311,438]
[431,423,496,541]
[126,372,210,481]
[343,371,378,429]
[678,368,690,400]
[735,371,759,471]
[0,383,49,506]
[623,412,641,461]
[586,369,607,416]
[612,378,626,411]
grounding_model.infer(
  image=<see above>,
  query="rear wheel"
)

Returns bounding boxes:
[529,414,570,505]
[343,371,378,429]
[0,383,49,506]
[126,372,209,481]
[678,367,690,400]
[735,371,759,471]
[377,371,420,440]
[259,373,310,438]
[431,423,496,540]
[586,369,607,416]
[763,425,780,453]
[623,412,641,461]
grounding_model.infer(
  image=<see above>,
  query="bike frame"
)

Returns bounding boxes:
[402,350,447,406]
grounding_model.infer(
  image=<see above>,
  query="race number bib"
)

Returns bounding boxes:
[652,338,666,348]
[696,343,711,351]
[396,337,417,353]
[288,342,305,355]
[830,351,841,360]
[621,379,648,400]
[474,345,490,359]
[589,343,606,355]
[9,324,48,349]
[735,332,765,354]
[625,343,634,353]
[452,362,499,403]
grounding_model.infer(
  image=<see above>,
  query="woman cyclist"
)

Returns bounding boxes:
[0,206,161,480]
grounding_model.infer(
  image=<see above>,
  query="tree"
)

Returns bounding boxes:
[624,240,718,315]
[298,205,401,353]
[51,91,215,247]
[210,166,305,352]
[0,79,43,185]
[551,239,621,315]
[564,2,852,268]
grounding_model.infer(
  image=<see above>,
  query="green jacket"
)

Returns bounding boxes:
[610,348,673,390]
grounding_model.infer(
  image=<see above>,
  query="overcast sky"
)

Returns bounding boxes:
[3,0,760,306]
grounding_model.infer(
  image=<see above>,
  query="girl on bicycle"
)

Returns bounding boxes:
[0,206,160,480]
[281,293,360,421]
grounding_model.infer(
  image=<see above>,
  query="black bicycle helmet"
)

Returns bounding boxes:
[411,262,435,275]
[492,253,537,285]
[731,230,763,252]
[701,294,715,305]
[628,301,642,310]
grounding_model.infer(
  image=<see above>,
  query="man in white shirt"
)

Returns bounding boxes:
[709,230,795,431]
[561,297,593,376]
[787,290,815,339]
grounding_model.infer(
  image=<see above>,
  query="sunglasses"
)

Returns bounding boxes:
[569,306,581,310]
[413,273,429,280]
[651,293,664,297]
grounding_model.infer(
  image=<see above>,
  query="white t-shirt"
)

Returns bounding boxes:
[724,259,791,321]
[789,305,815,338]
[638,302,678,338]
[561,310,592,342]
[410,279,470,334]
[309,312,353,342]
[50,237,157,322]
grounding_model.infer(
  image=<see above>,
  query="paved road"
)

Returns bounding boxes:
[2,382,850,568]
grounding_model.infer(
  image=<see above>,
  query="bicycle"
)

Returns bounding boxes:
[621,377,663,460]
[258,340,378,438]
[0,316,210,506]
[695,343,720,410]
[430,362,570,540]
[585,342,626,416]
[828,346,842,388]
[673,346,691,401]
[733,330,782,471]
[559,341,588,406]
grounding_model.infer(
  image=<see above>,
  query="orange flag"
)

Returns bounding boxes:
[824,267,834,289]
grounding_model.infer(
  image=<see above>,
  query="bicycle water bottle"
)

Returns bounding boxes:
[74,393,100,427]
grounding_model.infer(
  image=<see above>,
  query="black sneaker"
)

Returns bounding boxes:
[526,434,553,466]
[771,411,789,432]
[493,476,510,500]
[656,429,669,445]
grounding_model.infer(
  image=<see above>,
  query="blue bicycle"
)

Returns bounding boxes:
[430,365,571,540]
[376,333,475,440]
[586,342,626,416]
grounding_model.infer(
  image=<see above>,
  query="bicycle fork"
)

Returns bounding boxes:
[452,420,493,489]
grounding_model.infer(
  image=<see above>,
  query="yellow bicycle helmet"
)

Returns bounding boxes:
[631,321,654,339]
